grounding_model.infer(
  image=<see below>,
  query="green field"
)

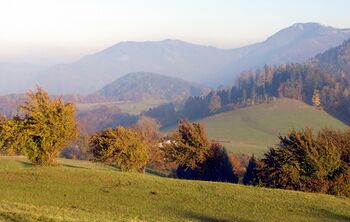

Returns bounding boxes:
[165,99,349,155]
[77,99,168,115]
[0,156,350,221]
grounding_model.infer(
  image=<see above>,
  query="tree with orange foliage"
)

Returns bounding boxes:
[5,87,78,165]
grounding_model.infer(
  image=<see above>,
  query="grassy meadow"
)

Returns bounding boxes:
[77,99,168,115]
[166,98,349,155]
[0,156,350,221]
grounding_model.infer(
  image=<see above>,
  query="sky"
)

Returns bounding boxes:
[0,0,349,65]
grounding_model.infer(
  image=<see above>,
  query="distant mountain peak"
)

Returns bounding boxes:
[291,22,324,29]
[261,22,347,46]
[161,39,185,43]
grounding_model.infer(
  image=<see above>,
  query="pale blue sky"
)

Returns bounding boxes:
[0,0,349,64]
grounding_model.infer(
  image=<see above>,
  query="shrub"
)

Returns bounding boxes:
[0,117,11,154]
[1,88,77,165]
[162,119,211,170]
[252,128,350,196]
[177,143,238,182]
[19,88,78,165]
[90,127,149,172]
[163,119,238,182]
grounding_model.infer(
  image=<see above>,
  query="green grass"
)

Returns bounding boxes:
[165,98,349,155]
[77,99,168,115]
[1,156,350,221]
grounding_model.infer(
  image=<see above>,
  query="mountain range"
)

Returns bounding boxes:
[1,22,350,95]
[212,23,350,84]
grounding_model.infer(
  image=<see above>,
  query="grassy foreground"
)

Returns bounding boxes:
[0,157,350,221]
[196,99,348,155]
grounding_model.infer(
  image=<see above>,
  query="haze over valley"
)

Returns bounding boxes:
[1,22,350,95]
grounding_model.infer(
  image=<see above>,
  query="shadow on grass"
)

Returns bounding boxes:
[182,211,253,222]
[168,208,253,222]
[146,168,170,177]
[15,160,33,168]
[15,159,90,170]
[0,211,54,222]
[307,207,350,222]
[60,164,89,170]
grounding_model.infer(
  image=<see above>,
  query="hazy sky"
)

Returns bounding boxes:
[0,0,349,65]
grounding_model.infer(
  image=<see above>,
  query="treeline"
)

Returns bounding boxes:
[160,119,350,196]
[145,63,350,127]
[78,106,138,134]
[314,38,350,77]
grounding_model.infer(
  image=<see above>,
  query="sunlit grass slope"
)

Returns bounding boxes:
[0,156,350,221]
[195,98,348,155]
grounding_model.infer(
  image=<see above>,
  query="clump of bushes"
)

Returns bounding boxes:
[246,128,350,196]
[89,126,149,172]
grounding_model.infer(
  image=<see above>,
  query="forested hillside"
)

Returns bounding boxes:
[97,72,210,101]
[146,39,350,127]
[314,38,350,76]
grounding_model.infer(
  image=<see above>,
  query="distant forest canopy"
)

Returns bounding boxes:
[96,72,211,102]
[146,39,350,127]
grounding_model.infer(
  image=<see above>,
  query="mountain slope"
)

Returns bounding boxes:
[37,40,233,94]
[166,99,348,155]
[1,156,350,221]
[34,23,350,95]
[213,23,350,85]
[97,72,210,101]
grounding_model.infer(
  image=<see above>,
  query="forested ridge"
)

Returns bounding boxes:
[146,39,350,127]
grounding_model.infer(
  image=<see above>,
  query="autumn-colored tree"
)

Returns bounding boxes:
[163,119,238,182]
[13,87,78,165]
[208,94,221,112]
[0,117,10,153]
[132,116,171,169]
[312,89,321,107]
[176,143,238,182]
[90,127,149,172]
[162,119,211,170]
[229,153,245,181]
